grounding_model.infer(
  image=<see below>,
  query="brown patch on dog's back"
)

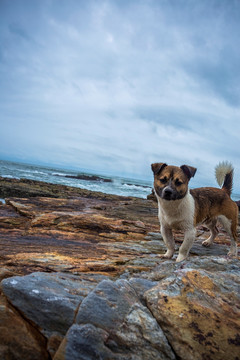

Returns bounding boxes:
[191,187,238,232]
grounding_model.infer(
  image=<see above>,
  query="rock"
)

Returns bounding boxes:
[65,279,175,360]
[0,176,130,200]
[1,195,237,277]
[1,272,109,339]
[0,268,18,281]
[147,189,157,202]
[1,255,239,359]
[145,262,240,360]
[0,293,49,360]
[64,173,113,182]
[138,256,240,282]
[0,202,27,228]
[0,180,239,359]
[128,277,158,303]
[0,196,159,276]
[53,324,115,360]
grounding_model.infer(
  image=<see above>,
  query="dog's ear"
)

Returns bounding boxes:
[180,165,197,179]
[151,163,167,175]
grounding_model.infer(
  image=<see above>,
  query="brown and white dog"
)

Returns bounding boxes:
[151,161,238,262]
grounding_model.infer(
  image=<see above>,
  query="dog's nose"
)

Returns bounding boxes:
[163,186,173,199]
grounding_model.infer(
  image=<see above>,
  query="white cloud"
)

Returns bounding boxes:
[0,0,240,192]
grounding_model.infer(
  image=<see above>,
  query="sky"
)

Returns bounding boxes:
[0,0,240,191]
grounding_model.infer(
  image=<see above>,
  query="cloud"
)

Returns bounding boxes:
[0,0,240,193]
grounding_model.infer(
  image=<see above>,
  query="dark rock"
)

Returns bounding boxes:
[65,174,112,182]
[0,293,49,360]
[1,272,108,338]
[72,279,175,360]
[128,277,158,303]
[53,324,114,360]
[0,176,128,200]
[147,189,157,201]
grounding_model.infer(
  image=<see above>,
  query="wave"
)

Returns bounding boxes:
[28,170,49,175]
[16,168,49,176]
[122,183,152,192]
[52,172,70,177]
[0,174,20,179]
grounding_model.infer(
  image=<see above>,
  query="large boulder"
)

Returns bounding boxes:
[54,279,176,360]
[1,272,109,339]
[145,263,240,360]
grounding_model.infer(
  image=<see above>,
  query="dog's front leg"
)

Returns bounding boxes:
[161,225,175,259]
[176,227,196,262]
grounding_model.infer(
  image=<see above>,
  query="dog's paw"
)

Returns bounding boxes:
[176,254,187,262]
[202,239,212,247]
[159,251,174,259]
[227,251,238,258]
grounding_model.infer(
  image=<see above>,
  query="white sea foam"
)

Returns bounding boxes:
[122,183,152,192]
[1,174,18,179]
[52,172,70,176]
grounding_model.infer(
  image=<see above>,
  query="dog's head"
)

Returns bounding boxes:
[151,163,197,201]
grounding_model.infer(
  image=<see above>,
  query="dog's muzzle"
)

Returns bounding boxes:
[162,186,174,200]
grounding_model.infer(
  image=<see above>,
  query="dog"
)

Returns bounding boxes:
[151,161,238,262]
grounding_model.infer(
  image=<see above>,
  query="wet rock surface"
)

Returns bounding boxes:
[0,178,239,359]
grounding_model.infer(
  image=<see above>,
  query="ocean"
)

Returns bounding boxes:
[1,159,240,201]
[0,160,153,199]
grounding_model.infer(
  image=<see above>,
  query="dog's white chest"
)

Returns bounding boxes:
[158,192,195,229]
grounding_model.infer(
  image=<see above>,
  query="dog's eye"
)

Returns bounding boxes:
[160,177,167,184]
[175,179,183,186]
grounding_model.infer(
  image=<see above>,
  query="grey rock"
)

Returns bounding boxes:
[1,272,108,338]
[54,324,113,360]
[128,277,158,303]
[74,279,175,360]
[140,255,240,282]
[76,279,140,330]
[145,232,163,240]
[190,238,232,256]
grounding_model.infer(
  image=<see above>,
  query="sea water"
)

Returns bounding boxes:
[1,159,240,201]
[0,160,153,199]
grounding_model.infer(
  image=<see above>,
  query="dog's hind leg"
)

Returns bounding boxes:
[218,215,238,257]
[202,218,218,247]
[228,229,238,257]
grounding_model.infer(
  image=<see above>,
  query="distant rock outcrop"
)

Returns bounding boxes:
[59,173,113,182]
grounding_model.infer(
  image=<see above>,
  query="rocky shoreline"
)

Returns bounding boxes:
[0,176,239,359]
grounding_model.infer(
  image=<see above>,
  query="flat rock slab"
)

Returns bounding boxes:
[0,196,238,277]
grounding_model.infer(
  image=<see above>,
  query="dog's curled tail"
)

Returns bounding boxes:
[215,161,234,196]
